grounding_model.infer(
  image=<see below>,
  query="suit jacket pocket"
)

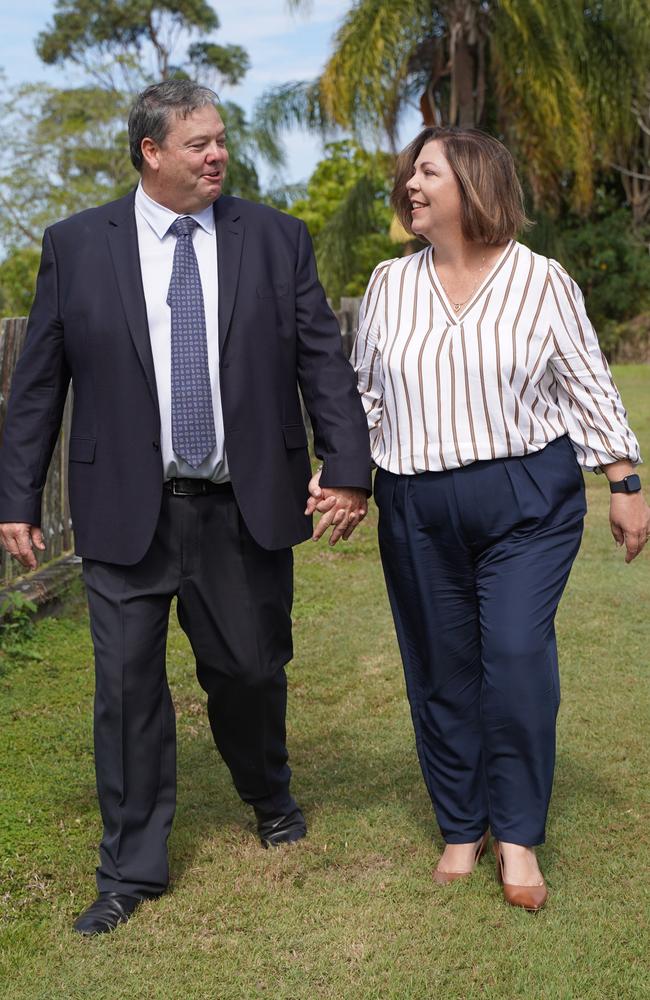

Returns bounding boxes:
[282,424,308,450]
[257,282,289,298]
[69,437,96,463]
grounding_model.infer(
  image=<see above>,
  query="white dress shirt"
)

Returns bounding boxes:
[134,182,229,482]
[353,241,641,474]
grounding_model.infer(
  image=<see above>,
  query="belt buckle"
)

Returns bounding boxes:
[170,479,185,496]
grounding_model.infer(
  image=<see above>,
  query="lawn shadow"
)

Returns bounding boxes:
[50,699,629,892]
[18,687,639,932]
[164,715,433,884]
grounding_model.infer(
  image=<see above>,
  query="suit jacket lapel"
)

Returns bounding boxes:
[106,191,159,407]
[214,196,244,356]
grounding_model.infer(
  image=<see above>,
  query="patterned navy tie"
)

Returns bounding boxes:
[167,216,216,469]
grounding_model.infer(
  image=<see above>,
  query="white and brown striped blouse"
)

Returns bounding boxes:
[352,240,641,474]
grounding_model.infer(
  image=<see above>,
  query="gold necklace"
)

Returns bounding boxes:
[438,253,487,313]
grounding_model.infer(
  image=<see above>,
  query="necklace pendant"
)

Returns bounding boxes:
[453,303,461,312]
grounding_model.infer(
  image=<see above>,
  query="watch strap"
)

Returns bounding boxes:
[610,474,642,494]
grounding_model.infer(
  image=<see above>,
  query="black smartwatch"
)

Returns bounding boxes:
[609,474,642,494]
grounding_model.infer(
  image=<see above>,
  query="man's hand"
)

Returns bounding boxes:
[304,469,368,546]
[609,493,650,563]
[0,523,46,570]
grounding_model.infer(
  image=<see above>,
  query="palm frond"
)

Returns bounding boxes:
[285,0,313,12]
[314,169,388,291]
[582,0,650,151]
[252,80,334,138]
[492,0,593,211]
[217,100,286,197]
[319,0,432,145]
[261,180,308,210]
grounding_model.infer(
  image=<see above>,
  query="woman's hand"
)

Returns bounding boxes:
[305,468,327,517]
[609,492,650,563]
[304,468,368,546]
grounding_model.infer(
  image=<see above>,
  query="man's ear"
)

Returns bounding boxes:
[140,137,160,172]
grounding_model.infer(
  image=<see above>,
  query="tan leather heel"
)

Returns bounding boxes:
[493,840,548,911]
[433,830,490,885]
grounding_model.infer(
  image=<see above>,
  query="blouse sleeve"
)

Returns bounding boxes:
[351,262,388,446]
[547,260,641,470]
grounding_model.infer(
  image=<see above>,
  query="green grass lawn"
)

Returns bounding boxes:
[1,366,648,1000]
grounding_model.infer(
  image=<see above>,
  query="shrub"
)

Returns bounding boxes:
[524,196,650,355]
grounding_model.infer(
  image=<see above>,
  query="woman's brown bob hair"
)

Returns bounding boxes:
[391,127,531,244]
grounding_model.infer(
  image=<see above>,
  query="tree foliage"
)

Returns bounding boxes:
[275,0,650,216]
[36,0,249,91]
[0,2,287,316]
[610,79,650,228]
[0,80,133,309]
[289,141,401,302]
[0,247,42,319]
[0,84,133,248]
[0,1,284,275]
[279,1,650,347]
[524,193,650,352]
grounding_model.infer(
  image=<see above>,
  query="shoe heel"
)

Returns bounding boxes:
[475,830,490,865]
[493,840,504,884]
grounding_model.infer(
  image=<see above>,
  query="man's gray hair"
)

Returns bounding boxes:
[128,80,219,171]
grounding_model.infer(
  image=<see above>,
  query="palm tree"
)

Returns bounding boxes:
[265,0,650,215]
[610,78,650,230]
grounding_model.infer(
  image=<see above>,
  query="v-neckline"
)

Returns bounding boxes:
[427,240,515,324]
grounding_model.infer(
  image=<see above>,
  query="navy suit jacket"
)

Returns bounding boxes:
[0,191,371,563]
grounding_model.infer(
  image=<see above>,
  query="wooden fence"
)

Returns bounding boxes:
[335,297,362,359]
[0,301,362,590]
[0,318,73,588]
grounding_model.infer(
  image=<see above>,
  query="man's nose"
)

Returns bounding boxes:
[206,144,227,161]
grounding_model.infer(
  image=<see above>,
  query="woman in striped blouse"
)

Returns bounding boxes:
[308,128,649,911]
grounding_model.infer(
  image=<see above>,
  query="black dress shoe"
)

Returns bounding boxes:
[255,805,307,848]
[73,892,147,936]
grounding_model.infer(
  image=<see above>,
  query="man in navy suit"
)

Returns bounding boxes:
[0,80,371,935]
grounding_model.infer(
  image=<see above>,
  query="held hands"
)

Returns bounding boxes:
[609,493,650,563]
[0,523,46,571]
[304,468,368,546]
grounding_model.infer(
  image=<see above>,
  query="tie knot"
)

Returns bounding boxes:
[170,216,198,239]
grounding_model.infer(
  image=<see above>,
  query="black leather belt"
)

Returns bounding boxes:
[163,478,233,496]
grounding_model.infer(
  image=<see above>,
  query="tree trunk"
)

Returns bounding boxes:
[453,33,477,126]
[419,1,488,130]
[615,89,650,232]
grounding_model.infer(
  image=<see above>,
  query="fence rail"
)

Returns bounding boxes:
[0,318,73,589]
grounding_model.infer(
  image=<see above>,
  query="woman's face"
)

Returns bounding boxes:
[405,139,462,241]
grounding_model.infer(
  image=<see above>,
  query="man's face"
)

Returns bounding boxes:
[142,104,229,214]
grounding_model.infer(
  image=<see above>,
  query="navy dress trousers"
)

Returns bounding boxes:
[374,434,586,845]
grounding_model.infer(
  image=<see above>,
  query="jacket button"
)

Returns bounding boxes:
[152,441,160,451]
